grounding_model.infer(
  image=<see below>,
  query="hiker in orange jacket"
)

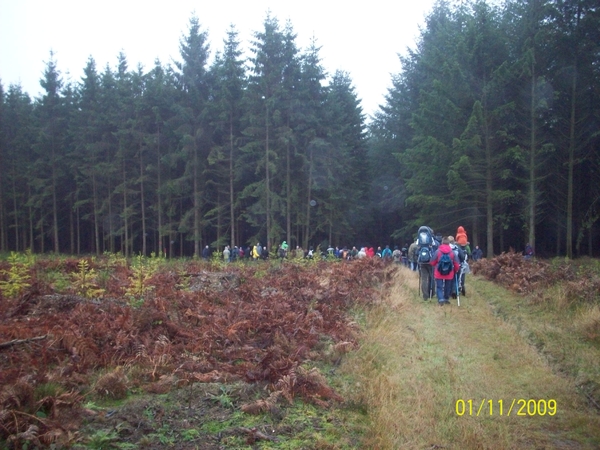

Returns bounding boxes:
[456,226,468,247]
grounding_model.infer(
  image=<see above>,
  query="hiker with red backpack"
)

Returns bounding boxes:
[429,236,460,306]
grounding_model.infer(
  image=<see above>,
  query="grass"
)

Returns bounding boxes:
[340,266,600,449]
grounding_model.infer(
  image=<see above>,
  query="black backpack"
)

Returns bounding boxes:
[418,247,431,263]
[437,251,453,275]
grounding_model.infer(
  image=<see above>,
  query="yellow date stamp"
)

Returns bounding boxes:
[455,399,557,416]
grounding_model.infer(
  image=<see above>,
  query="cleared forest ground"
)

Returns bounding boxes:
[2,253,600,449]
[341,264,600,449]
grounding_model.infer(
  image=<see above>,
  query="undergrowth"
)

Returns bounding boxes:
[0,255,384,448]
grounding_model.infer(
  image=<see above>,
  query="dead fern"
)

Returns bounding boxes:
[93,367,128,399]
[241,390,282,415]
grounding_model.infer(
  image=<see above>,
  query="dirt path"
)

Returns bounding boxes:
[346,267,600,449]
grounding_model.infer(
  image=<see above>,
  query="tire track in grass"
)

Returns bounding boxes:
[343,267,600,449]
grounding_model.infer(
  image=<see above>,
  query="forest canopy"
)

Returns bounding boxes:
[0,0,598,258]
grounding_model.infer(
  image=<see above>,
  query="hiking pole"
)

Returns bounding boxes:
[456,273,460,306]
[418,266,422,298]
[429,267,434,300]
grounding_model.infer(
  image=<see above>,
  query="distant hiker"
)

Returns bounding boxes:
[524,243,534,260]
[448,236,467,297]
[430,237,460,306]
[223,245,230,262]
[456,226,468,247]
[382,245,392,262]
[357,247,367,259]
[447,236,466,265]
[261,246,269,260]
[392,246,402,264]
[279,241,288,260]
[401,245,409,267]
[252,243,260,260]
[416,226,437,300]
[472,245,483,261]
[202,245,210,260]
[454,226,472,259]
[408,240,418,271]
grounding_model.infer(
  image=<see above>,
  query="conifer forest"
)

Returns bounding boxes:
[0,0,599,259]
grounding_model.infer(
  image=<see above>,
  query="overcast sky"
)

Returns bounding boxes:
[0,0,435,119]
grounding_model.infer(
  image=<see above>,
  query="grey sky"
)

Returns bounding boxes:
[0,0,435,119]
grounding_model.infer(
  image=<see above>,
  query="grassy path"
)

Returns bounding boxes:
[341,267,600,449]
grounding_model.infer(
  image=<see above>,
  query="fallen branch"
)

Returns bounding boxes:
[239,427,280,443]
[585,392,600,412]
[0,335,47,349]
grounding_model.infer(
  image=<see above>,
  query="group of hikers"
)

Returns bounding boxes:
[414,225,480,306]
[211,242,408,262]
[208,224,487,307]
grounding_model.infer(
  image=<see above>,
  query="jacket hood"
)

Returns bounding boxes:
[438,243,452,252]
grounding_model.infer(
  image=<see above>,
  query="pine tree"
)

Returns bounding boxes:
[2,85,35,251]
[173,15,211,257]
[209,25,246,249]
[323,70,368,245]
[242,13,288,250]
[34,51,66,253]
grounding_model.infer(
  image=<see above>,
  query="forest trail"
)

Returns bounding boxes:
[351,266,600,449]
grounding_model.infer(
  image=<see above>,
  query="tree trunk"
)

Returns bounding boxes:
[139,137,147,256]
[304,146,313,250]
[11,171,19,251]
[193,142,201,258]
[156,126,163,256]
[286,115,292,247]
[51,139,59,253]
[122,157,129,257]
[484,112,494,258]
[229,117,236,249]
[265,103,271,251]
[28,186,33,252]
[528,58,536,250]
[69,200,74,254]
[566,59,577,259]
[92,172,100,255]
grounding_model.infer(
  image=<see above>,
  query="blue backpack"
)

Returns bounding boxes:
[437,251,453,275]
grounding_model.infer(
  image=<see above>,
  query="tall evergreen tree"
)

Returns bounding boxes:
[173,15,211,257]
[548,0,599,257]
[504,0,555,252]
[34,52,66,253]
[2,85,35,251]
[243,13,288,250]
[208,25,246,249]
[324,70,368,244]
[71,57,103,254]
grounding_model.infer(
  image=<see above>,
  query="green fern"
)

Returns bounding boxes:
[103,251,127,268]
[125,254,155,303]
[71,260,105,299]
[0,252,32,298]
